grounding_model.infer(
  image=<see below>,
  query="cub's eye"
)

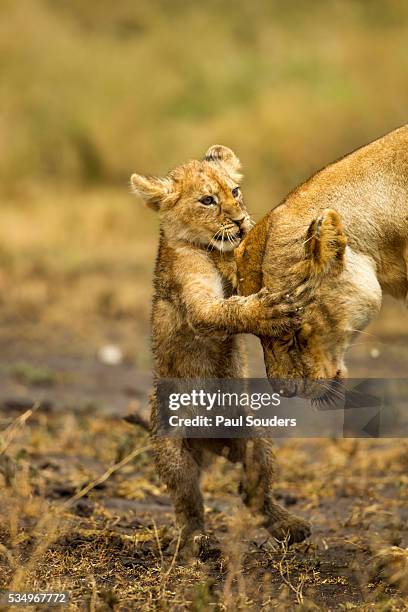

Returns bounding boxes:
[231,186,240,198]
[199,195,216,206]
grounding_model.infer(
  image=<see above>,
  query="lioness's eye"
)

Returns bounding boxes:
[199,195,216,206]
[232,187,240,198]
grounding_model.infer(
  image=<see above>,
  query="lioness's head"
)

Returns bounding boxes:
[130,145,251,252]
[237,208,382,399]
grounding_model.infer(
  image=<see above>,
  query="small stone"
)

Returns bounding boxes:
[98,345,123,365]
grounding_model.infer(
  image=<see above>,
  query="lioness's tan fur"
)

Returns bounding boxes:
[237,125,408,397]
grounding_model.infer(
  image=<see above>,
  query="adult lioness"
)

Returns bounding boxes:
[237,125,408,398]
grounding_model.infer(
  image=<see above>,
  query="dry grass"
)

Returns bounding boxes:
[1,405,408,610]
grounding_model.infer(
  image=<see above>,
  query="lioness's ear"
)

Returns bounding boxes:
[305,209,347,276]
[203,145,242,182]
[130,173,174,212]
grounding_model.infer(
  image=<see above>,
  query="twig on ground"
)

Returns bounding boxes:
[0,402,40,455]
[61,444,151,510]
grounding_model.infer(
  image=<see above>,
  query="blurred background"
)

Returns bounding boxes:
[1,0,408,405]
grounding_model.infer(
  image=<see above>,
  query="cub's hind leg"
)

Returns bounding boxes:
[153,436,205,552]
[226,438,311,545]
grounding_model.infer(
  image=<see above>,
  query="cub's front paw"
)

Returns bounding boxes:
[249,287,304,337]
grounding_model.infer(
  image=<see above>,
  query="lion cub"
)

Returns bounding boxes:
[131,145,310,553]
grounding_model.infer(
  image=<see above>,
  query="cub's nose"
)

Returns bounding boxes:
[233,217,245,228]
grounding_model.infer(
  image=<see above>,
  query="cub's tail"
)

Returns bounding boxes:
[123,409,149,431]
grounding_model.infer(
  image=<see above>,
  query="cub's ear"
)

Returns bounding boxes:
[203,145,242,183]
[130,173,174,212]
[305,209,347,276]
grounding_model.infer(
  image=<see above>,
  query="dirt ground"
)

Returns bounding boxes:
[0,294,408,610]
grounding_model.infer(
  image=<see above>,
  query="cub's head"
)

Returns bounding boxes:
[130,145,251,252]
[238,208,382,400]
